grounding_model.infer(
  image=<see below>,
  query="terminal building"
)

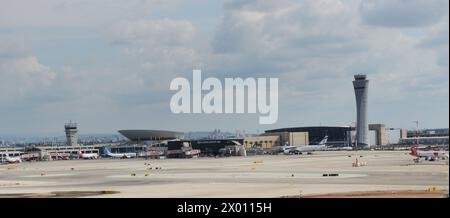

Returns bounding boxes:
[399,128,449,145]
[243,132,309,151]
[265,126,352,147]
[117,129,245,157]
[167,139,245,156]
[263,124,406,148]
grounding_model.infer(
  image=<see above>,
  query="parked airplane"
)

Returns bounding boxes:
[281,136,328,155]
[325,146,353,151]
[338,146,353,151]
[4,154,22,163]
[103,147,136,159]
[77,149,98,159]
[410,147,449,161]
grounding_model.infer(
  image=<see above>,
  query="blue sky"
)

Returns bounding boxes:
[0,0,448,135]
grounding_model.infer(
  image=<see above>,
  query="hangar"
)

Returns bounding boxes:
[265,126,354,147]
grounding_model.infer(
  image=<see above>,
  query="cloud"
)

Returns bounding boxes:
[108,18,203,92]
[360,0,449,28]
[208,0,369,90]
[0,0,448,133]
[207,0,449,128]
[0,0,181,28]
[418,16,449,48]
[0,37,31,58]
[111,19,196,46]
[0,39,56,100]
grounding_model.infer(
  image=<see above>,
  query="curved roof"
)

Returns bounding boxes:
[118,130,184,141]
[265,126,353,133]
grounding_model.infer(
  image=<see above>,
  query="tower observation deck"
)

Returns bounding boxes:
[64,122,78,146]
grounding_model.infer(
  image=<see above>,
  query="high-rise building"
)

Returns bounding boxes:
[65,121,78,146]
[353,75,369,147]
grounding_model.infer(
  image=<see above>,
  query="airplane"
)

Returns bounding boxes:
[281,136,328,155]
[409,147,449,161]
[4,154,22,163]
[103,147,136,159]
[77,149,98,159]
[325,146,353,151]
[338,146,353,151]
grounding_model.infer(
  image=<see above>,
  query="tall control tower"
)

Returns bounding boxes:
[64,121,78,146]
[353,75,369,147]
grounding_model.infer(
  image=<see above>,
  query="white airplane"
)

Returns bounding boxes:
[409,147,449,161]
[336,146,353,151]
[103,147,136,159]
[339,146,353,151]
[324,146,353,151]
[77,149,98,159]
[282,136,328,155]
[4,154,22,163]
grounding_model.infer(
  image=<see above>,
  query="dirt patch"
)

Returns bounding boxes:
[287,190,449,198]
[0,190,120,198]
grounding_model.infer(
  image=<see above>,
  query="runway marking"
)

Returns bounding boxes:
[21,173,76,178]
[107,172,367,179]
[0,190,120,198]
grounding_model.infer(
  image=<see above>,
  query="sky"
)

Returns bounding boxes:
[0,0,448,136]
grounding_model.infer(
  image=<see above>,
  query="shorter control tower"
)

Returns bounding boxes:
[64,121,78,146]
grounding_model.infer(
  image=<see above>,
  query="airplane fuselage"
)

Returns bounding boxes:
[80,153,98,159]
[105,152,136,159]
[5,156,22,163]
[410,147,448,161]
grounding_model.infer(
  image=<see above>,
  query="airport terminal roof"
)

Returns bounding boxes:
[265,126,353,133]
[118,130,184,141]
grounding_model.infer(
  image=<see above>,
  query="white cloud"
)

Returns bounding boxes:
[0,0,448,133]
[208,0,449,128]
[360,0,449,27]
[0,43,56,100]
[112,19,196,46]
[0,0,181,28]
[109,18,203,92]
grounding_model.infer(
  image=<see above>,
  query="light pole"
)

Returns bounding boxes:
[413,121,419,146]
[349,122,356,147]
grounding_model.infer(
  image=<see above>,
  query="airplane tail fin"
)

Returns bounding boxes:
[319,136,328,145]
[410,147,418,156]
[103,147,111,156]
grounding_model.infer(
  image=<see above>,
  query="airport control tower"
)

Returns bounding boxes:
[353,75,369,147]
[64,121,78,146]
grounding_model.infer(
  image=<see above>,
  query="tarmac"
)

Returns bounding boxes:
[0,150,448,198]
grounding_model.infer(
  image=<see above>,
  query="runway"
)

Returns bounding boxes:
[0,150,448,197]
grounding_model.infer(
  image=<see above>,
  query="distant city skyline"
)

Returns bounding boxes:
[0,0,448,135]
